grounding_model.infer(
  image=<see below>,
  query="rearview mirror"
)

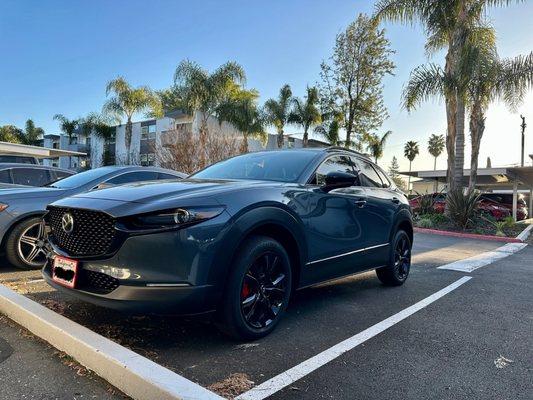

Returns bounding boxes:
[322,171,359,192]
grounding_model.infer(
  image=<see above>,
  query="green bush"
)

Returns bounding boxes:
[428,213,448,225]
[418,217,434,228]
[446,189,481,229]
[503,216,515,229]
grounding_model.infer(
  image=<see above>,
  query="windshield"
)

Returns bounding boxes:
[191,151,318,183]
[47,167,117,189]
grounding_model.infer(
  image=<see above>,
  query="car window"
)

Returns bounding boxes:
[374,166,391,188]
[53,170,72,180]
[158,172,180,180]
[0,169,12,183]
[354,159,384,188]
[312,156,356,186]
[12,168,51,186]
[107,171,159,185]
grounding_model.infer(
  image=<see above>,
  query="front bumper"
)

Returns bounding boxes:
[42,261,216,314]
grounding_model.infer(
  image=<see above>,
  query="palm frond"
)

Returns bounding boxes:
[402,63,446,111]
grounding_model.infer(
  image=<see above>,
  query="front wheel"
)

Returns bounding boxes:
[376,230,412,286]
[216,235,292,340]
[5,217,48,270]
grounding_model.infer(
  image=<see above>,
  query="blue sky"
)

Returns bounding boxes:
[1,0,532,171]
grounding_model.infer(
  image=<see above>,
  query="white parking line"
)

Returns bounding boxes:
[236,276,472,400]
[437,242,527,272]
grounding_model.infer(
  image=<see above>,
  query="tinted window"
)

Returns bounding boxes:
[0,169,12,183]
[53,170,73,180]
[192,151,318,183]
[0,155,37,164]
[158,172,180,180]
[12,168,50,186]
[355,160,383,188]
[312,156,356,185]
[374,166,391,188]
[107,171,159,185]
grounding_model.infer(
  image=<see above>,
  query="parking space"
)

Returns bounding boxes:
[0,232,530,399]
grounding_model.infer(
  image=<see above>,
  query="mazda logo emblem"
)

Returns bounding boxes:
[61,213,74,234]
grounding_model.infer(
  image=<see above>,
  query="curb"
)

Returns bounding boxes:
[516,223,533,242]
[413,227,524,243]
[0,284,223,400]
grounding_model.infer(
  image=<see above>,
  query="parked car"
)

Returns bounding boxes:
[0,163,74,187]
[479,193,528,221]
[409,192,512,220]
[43,148,413,340]
[0,155,39,164]
[0,166,185,270]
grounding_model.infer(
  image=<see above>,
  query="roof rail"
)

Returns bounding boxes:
[325,146,371,160]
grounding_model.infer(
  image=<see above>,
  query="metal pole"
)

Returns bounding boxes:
[520,115,526,167]
[529,188,532,220]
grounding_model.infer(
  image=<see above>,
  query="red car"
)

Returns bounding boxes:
[479,193,529,221]
[409,193,512,220]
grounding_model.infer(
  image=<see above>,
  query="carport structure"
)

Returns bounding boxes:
[401,166,533,220]
[0,141,86,160]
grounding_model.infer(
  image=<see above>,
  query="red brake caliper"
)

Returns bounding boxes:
[242,282,251,299]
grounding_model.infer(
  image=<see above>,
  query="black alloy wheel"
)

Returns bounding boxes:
[217,235,292,340]
[376,230,411,286]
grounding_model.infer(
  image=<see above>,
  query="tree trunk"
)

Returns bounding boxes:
[444,48,457,193]
[125,117,133,165]
[433,156,438,192]
[199,117,209,168]
[408,160,412,194]
[277,128,284,148]
[453,94,466,190]
[240,133,249,154]
[303,127,309,148]
[469,103,485,192]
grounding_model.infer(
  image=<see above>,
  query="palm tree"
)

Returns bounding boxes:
[173,60,246,167]
[103,77,159,165]
[404,140,419,193]
[217,88,265,153]
[288,86,321,147]
[467,51,533,190]
[264,84,292,148]
[314,111,343,146]
[374,0,524,191]
[366,131,392,163]
[79,112,118,166]
[53,114,79,168]
[428,134,445,171]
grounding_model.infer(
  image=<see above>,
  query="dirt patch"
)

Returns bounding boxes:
[208,373,255,399]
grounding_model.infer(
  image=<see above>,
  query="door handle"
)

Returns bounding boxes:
[391,197,400,204]
[354,199,367,208]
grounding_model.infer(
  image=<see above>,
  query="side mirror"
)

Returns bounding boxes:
[322,171,359,192]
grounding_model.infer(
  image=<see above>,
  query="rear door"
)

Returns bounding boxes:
[351,158,398,267]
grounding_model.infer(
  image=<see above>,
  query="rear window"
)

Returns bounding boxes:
[12,168,51,186]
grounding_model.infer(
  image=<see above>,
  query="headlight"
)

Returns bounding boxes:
[0,203,8,212]
[128,206,225,229]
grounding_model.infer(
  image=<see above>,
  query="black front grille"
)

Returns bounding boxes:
[47,206,116,256]
[78,270,120,294]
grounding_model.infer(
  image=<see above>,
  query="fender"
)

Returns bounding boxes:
[0,210,46,249]
[389,207,414,243]
[208,205,308,292]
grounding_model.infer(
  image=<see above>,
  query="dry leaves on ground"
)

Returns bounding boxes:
[208,373,255,399]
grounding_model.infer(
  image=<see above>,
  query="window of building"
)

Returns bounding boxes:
[141,124,156,140]
[140,153,155,166]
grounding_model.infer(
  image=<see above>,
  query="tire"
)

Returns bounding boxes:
[216,235,292,340]
[5,217,48,270]
[376,230,412,286]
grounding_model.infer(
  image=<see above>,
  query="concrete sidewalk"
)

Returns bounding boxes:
[0,314,125,400]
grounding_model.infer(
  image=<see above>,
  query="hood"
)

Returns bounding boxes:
[69,179,279,204]
[0,186,64,201]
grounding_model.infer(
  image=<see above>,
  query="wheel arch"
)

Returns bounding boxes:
[1,211,46,252]
[390,209,413,245]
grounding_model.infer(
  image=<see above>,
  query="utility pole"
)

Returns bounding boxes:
[520,115,526,167]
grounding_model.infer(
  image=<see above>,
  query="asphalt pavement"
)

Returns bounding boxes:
[0,232,531,399]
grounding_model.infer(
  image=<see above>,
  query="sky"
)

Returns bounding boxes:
[1,0,532,172]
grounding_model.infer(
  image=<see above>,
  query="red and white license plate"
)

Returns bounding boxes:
[52,256,78,289]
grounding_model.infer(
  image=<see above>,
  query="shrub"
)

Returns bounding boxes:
[428,213,448,225]
[418,217,434,229]
[446,189,481,230]
[503,216,515,229]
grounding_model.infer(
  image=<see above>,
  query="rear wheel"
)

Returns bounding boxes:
[376,230,411,286]
[216,235,292,340]
[6,217,48,270]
